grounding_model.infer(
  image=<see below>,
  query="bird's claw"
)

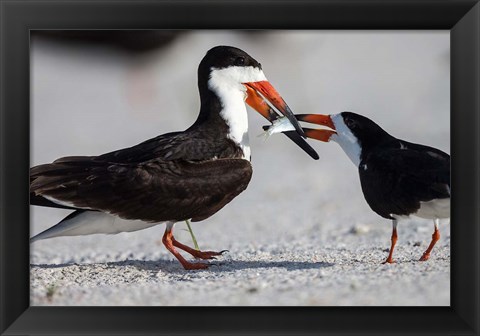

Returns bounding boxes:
[382,259,396,264]
[419,254,430,261]
[189,249,227,260]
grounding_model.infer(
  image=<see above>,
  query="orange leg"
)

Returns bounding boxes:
[162,223,227,270]
[382,220,398,264]
[162,223,209,270]
[170,237,227,260]
[419,219,440,261]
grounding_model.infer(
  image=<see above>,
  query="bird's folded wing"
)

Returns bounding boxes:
[30,157,253,223]
[360,147,450,217]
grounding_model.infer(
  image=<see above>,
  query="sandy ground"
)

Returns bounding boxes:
[30,31,450,306]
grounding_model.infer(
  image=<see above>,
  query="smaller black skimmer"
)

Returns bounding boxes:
[30,46,318,270]
[290,112,450,263]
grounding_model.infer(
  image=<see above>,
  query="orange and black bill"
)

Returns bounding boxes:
[260,125,335,144]
[244,82,319,160]
[295,114,337,142]
[244,81,305,137]
[302,128,336,142]
[284,130,320,159]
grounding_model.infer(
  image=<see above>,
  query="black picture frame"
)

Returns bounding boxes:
[1,0,479,335]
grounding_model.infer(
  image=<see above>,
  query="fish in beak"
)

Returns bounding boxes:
[262,113,337,143]
[244,82,319,160]
[244,81,305,136]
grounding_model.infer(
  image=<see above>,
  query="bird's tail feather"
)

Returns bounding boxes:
[30,210,94,242]
[30,210,163,243]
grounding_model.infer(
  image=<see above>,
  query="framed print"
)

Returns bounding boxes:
[1,1,479,335]
[29,29,451,306]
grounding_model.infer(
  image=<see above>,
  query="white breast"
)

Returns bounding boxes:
[217,87,251,160]
[330,113,362,167]
[208,66,267,161]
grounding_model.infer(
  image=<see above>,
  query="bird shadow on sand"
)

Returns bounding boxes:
[139,259,335,274]
[31,258,334,274]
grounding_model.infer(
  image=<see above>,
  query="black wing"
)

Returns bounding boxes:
[359,144,450,219]
[30,157,252,222]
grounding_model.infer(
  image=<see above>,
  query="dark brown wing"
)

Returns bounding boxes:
[95,128,243,163]
[30,157,252,223]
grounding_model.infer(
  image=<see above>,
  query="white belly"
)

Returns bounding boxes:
[414,198,450,219]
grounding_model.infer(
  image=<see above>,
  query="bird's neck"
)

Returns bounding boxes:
[333,137,362,167]
[194,84,251,160]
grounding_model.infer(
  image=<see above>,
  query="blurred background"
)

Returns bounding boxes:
[30,30,449,305]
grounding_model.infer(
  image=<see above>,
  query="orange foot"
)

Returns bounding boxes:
[382,258,396,264]
[188,249,228,260]
[162,227,228,270]
[419,226,440,262]
[171,236,228,260]
[419,253,430,261]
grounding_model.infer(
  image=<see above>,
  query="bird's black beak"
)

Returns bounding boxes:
[295,114,337,142]
[244,82,319,160]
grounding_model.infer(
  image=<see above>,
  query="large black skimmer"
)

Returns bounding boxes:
[285,112,450,263]
[30,46,318,270]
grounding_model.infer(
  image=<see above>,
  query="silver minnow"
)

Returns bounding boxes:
[259,116,296,140]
